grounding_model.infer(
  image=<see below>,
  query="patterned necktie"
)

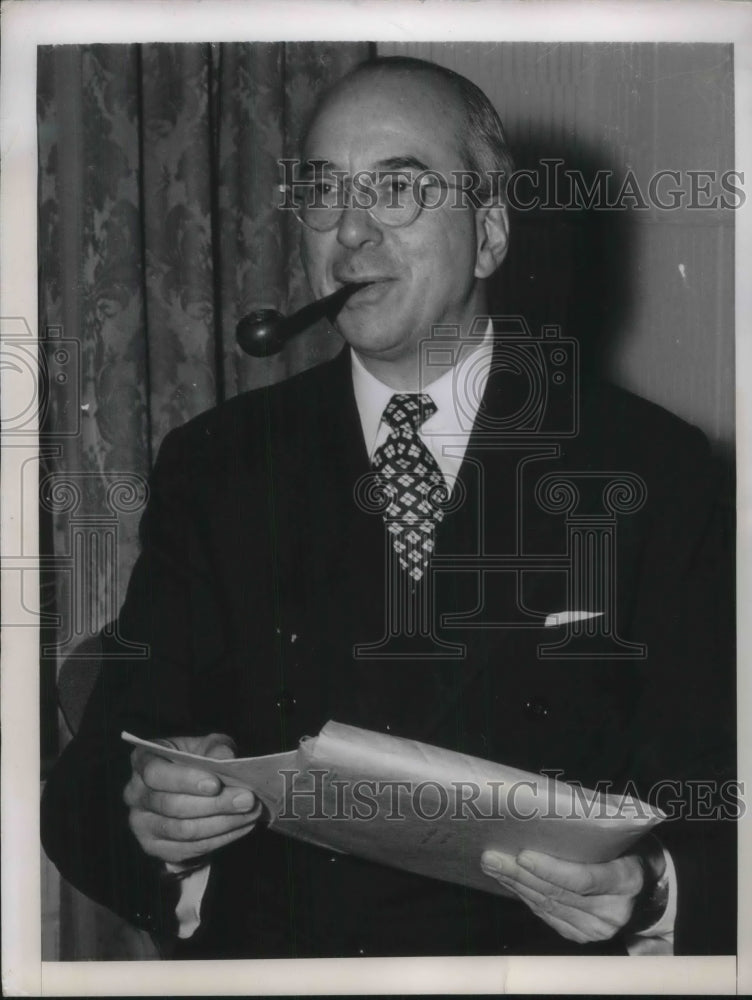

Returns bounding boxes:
[371,393,448,582]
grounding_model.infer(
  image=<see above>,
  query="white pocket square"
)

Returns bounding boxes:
[544,610,604,627]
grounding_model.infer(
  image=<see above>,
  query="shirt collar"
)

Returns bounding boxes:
[351,319,495,457]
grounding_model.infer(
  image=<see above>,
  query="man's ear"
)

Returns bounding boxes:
[474,203,509,279]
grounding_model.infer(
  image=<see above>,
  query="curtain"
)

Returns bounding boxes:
[37,40,370,960]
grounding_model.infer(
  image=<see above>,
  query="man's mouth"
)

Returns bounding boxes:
[334,276,396,306]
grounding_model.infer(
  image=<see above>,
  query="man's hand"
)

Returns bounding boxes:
[480,849,660,944]
[124,733,262,865]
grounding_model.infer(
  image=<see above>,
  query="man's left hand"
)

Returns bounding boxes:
[480,849,651,944]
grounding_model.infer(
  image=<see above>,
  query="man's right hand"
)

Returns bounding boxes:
[124,733,262,865]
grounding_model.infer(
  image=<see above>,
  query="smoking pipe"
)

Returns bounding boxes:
[236,282,366,357]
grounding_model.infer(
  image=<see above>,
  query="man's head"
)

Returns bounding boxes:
[298,57,512,386]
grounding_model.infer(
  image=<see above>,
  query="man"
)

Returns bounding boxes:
[41,56,735,958]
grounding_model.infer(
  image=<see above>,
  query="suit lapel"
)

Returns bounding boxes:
[405,322,584,736]
[257,341,611,747]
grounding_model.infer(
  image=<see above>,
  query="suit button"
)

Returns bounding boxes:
[523,696,550,721]
[275,689,297,714]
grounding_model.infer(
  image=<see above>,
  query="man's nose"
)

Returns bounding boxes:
[336,202,383,250]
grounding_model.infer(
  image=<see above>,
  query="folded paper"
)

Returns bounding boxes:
[122,721,664,899]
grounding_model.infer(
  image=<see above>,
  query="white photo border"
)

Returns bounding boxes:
[1,0,749,994]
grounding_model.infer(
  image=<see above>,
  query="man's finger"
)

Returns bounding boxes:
[524,898,610,944]
[200,734,238,760]
[140,821,256,865]
[499,879,620,943]
[123,769,147,809]
[481,853,578,905]
[145,810,259,843]
[494,872,634,927]
[481,852,639,917]
[129,805,257,847]
[124,769,255,816]
[134,752,224,796]
[515,851,643,897]
[144,786,260,820]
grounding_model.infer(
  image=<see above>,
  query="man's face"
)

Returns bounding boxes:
[300,72,486,368]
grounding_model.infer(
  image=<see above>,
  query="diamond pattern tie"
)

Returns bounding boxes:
[371,393,448,582]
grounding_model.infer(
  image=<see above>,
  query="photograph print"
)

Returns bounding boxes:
[35,39,738,963]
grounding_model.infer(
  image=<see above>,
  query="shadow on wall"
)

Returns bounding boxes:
[489,140,637,392]
[488,135,734,530]
[488,136,734,480]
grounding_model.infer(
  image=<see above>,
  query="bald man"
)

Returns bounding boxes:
[42,57,735,958]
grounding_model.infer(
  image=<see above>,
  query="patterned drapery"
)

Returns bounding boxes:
[38,41,369,668]
[37,40,369,960]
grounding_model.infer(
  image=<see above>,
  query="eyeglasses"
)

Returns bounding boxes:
[279,171,477,232]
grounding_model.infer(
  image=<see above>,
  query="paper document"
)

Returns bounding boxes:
[122,721,664,898]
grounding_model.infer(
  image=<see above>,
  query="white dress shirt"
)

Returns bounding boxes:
[350,321,495,486]
[173,323,676,951]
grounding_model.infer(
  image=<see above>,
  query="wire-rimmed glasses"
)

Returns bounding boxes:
[279,169,477,232]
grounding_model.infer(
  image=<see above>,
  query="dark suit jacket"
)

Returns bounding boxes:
[41,340,736,958]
